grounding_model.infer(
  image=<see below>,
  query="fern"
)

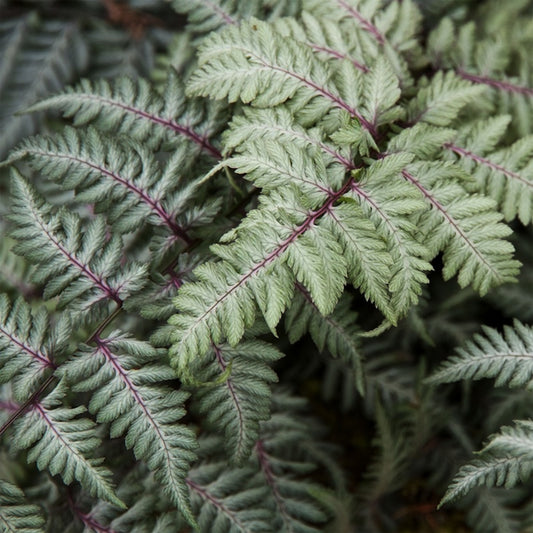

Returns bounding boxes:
[8,170,147,317]
[2,0,533,531]
[0,479,45,533]
[61,332,198,525]
[10,383,123,509]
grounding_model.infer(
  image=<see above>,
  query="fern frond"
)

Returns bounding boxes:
[170,0,251,33]
[61,332,198,526]
[358,401,411,504]
[188,457,272,532]
[462,488,523,533]
[254,392,329,532]
[447,121,533,224]
[0,479,45,533]
[0,14,88,158]
[429,320,533,387]
[402,162,519,295]
[8,170,147,317]
[190,340,282,464]
[273,11,369,73]
[407,71,486,127]
[8,126,202,240]
[440,421,533,506]
[0,294,59,402]
[10,384,123,509]
[25,70,223,158]
[187,18,378,132]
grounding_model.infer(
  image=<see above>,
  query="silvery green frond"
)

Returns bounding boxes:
[448,117,533,225]
[440,421,533,506]
[429,320,533,387]
[7,126,203,240]
[9,170,147,318]
[0,294,62,402]
[10,384,123,509]
[404,161,519,295]
[0,479,45,533]
[189,340,282,464]
[24,70,224,158]
[61,332,198,527]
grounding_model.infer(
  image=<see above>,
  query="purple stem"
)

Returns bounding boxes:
[255,439,292,528]
[457,69,533,97]
[445,143,533,189]
[199,0,237,25]
[0,324,55,369]
[26,149,192,244]
[186,478,247,530]
[74,94,223,160]
[309,43,368,73]
[189,177,355,327]
[336,0,385,44]
[401,169,495,272]
[213,344,246,457]
[29,202,122,304]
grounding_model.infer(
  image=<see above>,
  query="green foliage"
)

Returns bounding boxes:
[0,479,45,533]
[1,0,533,531]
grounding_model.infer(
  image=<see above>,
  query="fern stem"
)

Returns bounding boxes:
[401,169,498,274]
[22,149,193,243]
[67,489,117,533]
[445,143,533,188]
[186,478,248,530]
[0,323,56,369]
[0,373,55,438]
[456,69,533,97]
[255,439,293,530]
[30,204,122,304]
[213,344,246,457]
[199,0,237,25]
[0,303,122,438]
[335,0,385,44]
[309,43,368,73]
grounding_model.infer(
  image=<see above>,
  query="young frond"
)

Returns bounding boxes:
[429,320,533,387]
[8,126,200,240]
[10,384,123,509]
[0,294,61,402]
[24,70,223,158]
[190,340,282,464]
[403,161,519,295]
[0,479,45,533]
[440,421,533,507]
[8,170,147,317]
[0,15,88,158]
[61,332,198,526]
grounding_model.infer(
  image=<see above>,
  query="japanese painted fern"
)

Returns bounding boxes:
[2,0,533,531]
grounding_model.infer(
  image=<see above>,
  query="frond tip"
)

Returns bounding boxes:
[429,320,533,387]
